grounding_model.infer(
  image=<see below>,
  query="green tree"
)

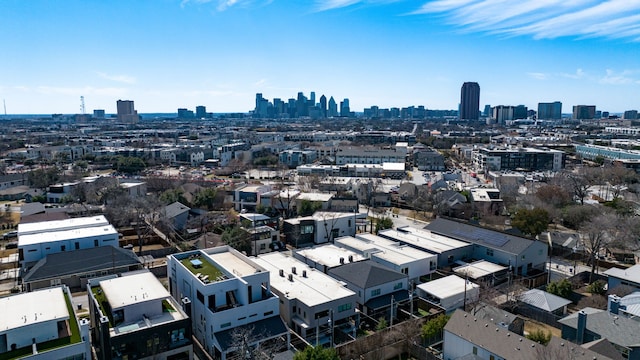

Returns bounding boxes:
[375,216,394,233]
[112,156,146,174]
[159,188,189,206]
[421,314,450,343]
[193,188,217,210]
[546,279,572,299]
[526,329,551,345]
[293,346,340,360]
[221,226,252,254]
[376,317,388,330]
[298,200,321,216]
[587,280,606,296]
[28,167,62,192]
[511,207,550,237]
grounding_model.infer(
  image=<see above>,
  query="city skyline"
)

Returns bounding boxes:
[1,1,639,114]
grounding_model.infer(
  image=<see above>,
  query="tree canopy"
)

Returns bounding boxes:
[511,207,551,238]
[293,346,340,360]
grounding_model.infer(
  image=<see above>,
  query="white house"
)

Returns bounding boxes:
[0,286,91,360]
[416,275,479,313]
[253,252,357,345]
[167,246,289,360]
[17,215,119,269]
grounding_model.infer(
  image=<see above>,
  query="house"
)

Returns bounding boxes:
[0,286,91,360]
[167,246,289,360]
[47,181,80,203]
[327,260,409,318]
[413,147,445,171]
[469,187,503,216]
[22,246,143,291]
[443,310,613,360]
[452,260,509,286]
[88,271,193,360]
[338,233,437,283]
[243,225,279,256]
[425,218,548,276]
[233,184,272,212]
[559,308,640,360]
[378,227,473,268]
[17,215,119,270]
[608,293,640,319]
[416,275,479,313]
[253,252,357,345]
[518,289,572,316]
[119,181,147,198]
[283,211,357,247]
[163,201,191,231]
[471,303,525,336]
[295,193,334,215]
[604,264,640,292]
[294,244,366,273]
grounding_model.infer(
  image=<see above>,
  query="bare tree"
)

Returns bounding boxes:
[555,167,595,206]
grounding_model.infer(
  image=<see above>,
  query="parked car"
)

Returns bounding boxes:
[3,231,17,240]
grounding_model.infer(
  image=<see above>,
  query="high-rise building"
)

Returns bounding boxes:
[340,98,350,117]
[310,91,316,105]
[328,96,338,117]
[573,105,596,120]
[196,105,206,118]
[460,82,480,120]
[93,109,105,119]
[537,102,562,120]
[319,95,327,118]
[513,105,528,120]
[296,92,308,117]
[492,105,514,124]
[116,100,138,123]
[483,105,491,117]
[177,108,194,118]
[624,110,638,120]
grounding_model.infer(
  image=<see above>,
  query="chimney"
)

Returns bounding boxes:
[302,270,307,278]
[608,295,620,314]
[576,310,587,344]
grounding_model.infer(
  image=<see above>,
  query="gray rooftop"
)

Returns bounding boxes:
[518,289,571,312]
[328,260,406,289]
[558,307,640,348]
[425,217,539,255]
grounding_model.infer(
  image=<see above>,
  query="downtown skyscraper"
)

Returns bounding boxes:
[460,82,480,121]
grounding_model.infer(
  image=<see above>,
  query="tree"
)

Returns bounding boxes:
[376,317,388,330]
[375,217,394,233]
[221,225,252,254]
[298,199,321,216]
[28,167,61,192]
[293,346,340,360]
[535,184,572,208]
[556,168,595,205]
[193,187,218,210]
[546,279,572,299]
[511,207,550,238]
[421,314,450,344]
[526,329,551,345]
[587,280,606,295]
[112,156,146,174]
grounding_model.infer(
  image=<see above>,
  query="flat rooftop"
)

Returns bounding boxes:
[351,234,437,260]
[19,225,118,246]
[379,227,471,254]
[18,215,110,235]
[295,244,365,268]
[0,287,68,331]
[453,260,507,279]
[254,253,355,307]
[417,275,479,299]
[204,247,263,278]
[100,271,169,309]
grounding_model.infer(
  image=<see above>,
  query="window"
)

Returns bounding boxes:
[221,322,231,328]
[473,347,477,355]
[486,249,494,256]
[338,303,352,312]
[196,290,204,304]
[522,255,526,260]
[264,311,273,316]
[301,225,314,234]
[430,261,437,271]
[371,289,381,297]
[394,282,403,290]
[94,239,99,247]
[61,245,66,251]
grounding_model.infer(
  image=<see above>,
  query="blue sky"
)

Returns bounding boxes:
[1,0,639,115]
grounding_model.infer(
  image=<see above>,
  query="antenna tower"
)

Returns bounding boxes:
[80,96,86,115]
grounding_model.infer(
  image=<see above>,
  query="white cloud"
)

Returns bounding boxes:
[413,0,640,41]
[253,78,267,87]
[97,72,137,84]
[600,69,637,85]
[314,0,401,12]
[181,0,271,11]
[527,72,548,80]
[561,68,586,79]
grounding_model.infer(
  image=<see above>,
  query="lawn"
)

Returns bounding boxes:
[180,257,224,282]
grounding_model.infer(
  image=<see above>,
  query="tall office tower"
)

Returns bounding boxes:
[116,100,138,123]
[492,105,514,124]
[273,98,284,116]
[328,96,338,117]
[573,105,596,120]
[255,93,264,113]
[310,91,316,105]
[537,102,562,120]
[513,105,528,120]
[340,98,350,117]
[287,98,296,117]
[319,95,327,117]
[296,92,308,117]
[624,110,638,120]
[93,109,105,119]
[483,105,491,117]
[460,82,480,120]
[196,105,206,119]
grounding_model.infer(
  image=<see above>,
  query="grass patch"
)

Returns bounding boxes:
[180,257,224,281]
[162,299,177,313]
[0,291,82,360]
[91,286,113,326]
